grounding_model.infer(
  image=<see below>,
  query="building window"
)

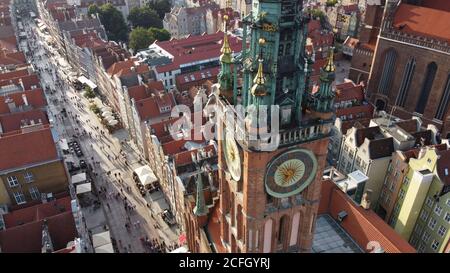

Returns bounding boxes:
[430,240,440,252]
[414,224,423,235]
[422,231,431,243]
[24,172,34,183]
[417,244,425,253]
[437,225,447,237]
[29,186,40,200]
[355,156,361,167]
[447,198,450,207]
[13,191,26,205]
[399,189,405,200]
[396,57,416,107]
[444,212,450,223]
[420,210,429,222]
[403,176,409,186]
[7,176,19,187]
[434,205,443,216]
[415,62,437,114]
[435,74,450,120]
[426,197,434,208]
[428,218,437,230]
[389,179,396,191]
[378,48,397,95]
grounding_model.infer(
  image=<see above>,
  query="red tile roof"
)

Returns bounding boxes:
[436,149,450,186]
[206,202,226,253]
[421,0,450,12]
[0,51,26,66]
[176,66,220,86]
[319,179,416,253]
[107,58,150,77]
[0,109,49,133]
[135,92,175,121]
[154,32,242,73]
[4,196,73,228]
[0,74,40,90]
[0,125,58,171]
[162,136,205,156]
[335,81,365,102]
[0,212,77,253]
[393,4,450,43]
[174,144,216,166]
[0,88,47,114]
[0,68,29,81]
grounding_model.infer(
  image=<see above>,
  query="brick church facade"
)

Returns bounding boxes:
[367,0,450,137]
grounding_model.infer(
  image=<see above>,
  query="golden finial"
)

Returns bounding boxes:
[251,58,267,96]
[259,38,266,45]
[220,14,232,62]
[324,48,335,72]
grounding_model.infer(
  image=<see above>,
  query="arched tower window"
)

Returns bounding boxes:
[416,62,438,114]
[277,215,289,246]
[378,49,397,95]
[435,75,450,120]
[396,57,416,107]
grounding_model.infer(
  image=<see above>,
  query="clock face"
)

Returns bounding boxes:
[223,130,241,181]
[265,149,318,198]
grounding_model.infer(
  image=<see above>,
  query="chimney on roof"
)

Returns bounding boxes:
[418,146,427,159]
[22,94,29,106]
[130,66,136,73]
[360,190,372,210]
[5,97,16,113]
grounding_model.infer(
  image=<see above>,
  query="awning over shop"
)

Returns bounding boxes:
[134,165,158,187]
[170,246,189,253]
[59,138,69,151]
[71,173,87,185]
[78,76,97,90]
[76,182,91,194]
[92,231,114,253]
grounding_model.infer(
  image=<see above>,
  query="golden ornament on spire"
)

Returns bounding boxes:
[220,14,232,63]
[251,58,267,97]
[324,48,335,72]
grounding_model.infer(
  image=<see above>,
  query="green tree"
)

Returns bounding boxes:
[129,27,155,51]
[87,4,100,16]
[89,3,128,42]
[129,27,170,51]
[326,0,338,7]
[148,0,171,19]
[128,6,162,28]
[148,27,170,42]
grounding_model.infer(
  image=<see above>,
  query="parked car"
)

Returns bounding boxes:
[79,160,87,169]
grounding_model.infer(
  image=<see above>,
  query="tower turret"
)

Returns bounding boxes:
[217,15,234,103]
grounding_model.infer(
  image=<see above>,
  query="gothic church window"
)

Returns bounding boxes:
[416,62,437,114]
[396,57,416,107]
[378,49,397,95]
[435,75,450,120]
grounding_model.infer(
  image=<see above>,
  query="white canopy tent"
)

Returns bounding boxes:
[71,173,87,185]
[170,246,189,253]
[76,183,91,195]
[59,138,69,151]
[101,106,112,112]
[92,231,114,253]
[78,76,97,90]
[108,120,118,126]
[101,111,112,117]
[134,165,158,187]
[105,116,115,122]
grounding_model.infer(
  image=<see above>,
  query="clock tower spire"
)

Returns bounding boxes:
[211,0,335,253]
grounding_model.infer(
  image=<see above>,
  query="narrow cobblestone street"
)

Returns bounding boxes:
[20,16,181,253]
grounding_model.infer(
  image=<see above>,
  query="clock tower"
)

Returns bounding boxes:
[211,0,335,253]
